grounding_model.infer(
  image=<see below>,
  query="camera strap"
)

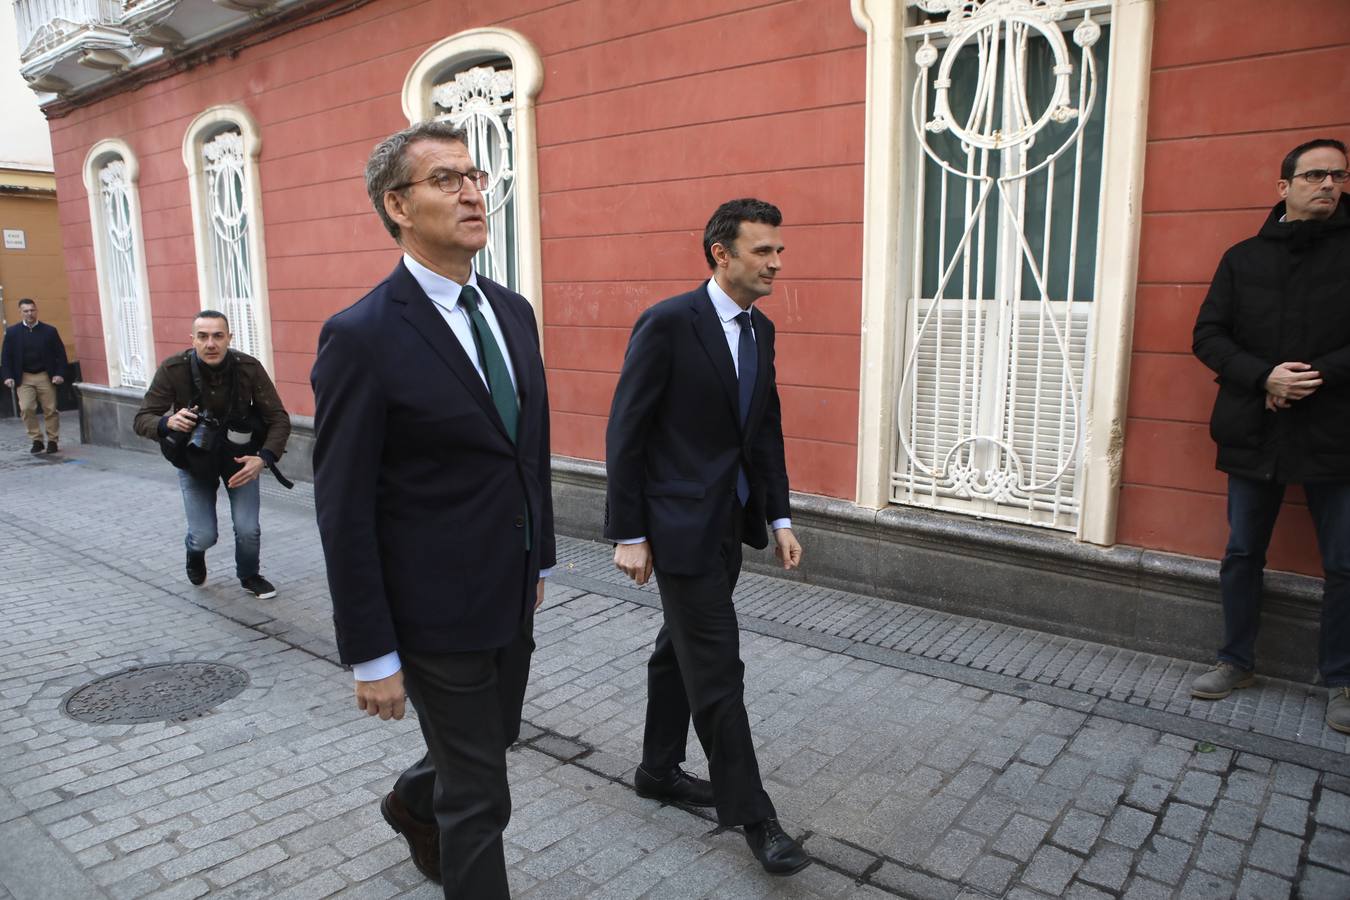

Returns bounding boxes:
[189,350,293,490]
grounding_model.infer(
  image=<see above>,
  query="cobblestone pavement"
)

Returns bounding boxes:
[1,415,1348,899]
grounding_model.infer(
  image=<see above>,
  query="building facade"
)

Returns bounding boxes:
[13,0,1350,679]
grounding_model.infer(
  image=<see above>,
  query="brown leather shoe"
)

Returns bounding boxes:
[380,791,440,883]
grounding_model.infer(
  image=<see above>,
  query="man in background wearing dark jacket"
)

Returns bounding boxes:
[134,310,291,599]
[2,298,68,455]
[1191,138,1350,736]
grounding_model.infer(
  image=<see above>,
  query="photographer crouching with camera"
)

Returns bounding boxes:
[134,310,292,599]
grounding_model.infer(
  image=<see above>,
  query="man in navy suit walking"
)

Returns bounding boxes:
[311,121,554,898]
[605,198,810,875]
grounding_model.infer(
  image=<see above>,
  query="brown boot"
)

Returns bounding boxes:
[380,792,440,883]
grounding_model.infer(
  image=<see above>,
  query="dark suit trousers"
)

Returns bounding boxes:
[394,624,534,899]
[642,504,776,825]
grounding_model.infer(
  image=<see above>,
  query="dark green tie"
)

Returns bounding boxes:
[460,285,529,551]
[460,285,518,443]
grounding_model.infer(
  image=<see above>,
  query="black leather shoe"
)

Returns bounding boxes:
[29,440,43,455]
[634,765,715,807]
[744,817,811,875]
[186,551,206,586]
[45,441,58,454]
[380,792,441,883]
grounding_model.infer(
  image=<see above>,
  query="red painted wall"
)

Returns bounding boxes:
[48,0,865,501]
[1116,0,1350,576]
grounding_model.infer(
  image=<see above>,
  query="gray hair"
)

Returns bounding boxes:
[365,121,469,240]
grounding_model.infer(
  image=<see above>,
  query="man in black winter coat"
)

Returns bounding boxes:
[1191,137,1350,736]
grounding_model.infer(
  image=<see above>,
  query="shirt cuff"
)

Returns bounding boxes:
[770,518,792,531]
[352,651,401,682]
[615,537,647,545]
[538,567,553,579]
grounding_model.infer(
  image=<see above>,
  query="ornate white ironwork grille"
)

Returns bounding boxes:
[201,128,261,358]
[892,0,1111,530]
[431,61,518,290]
[97,158,149,388]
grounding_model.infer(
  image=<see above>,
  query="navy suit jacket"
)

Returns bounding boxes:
[311,261,555,664]
[1,321,68,383]
[604,283,790,575]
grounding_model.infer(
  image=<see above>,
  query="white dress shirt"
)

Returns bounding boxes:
[352,256,550,682]
[616,278,791,545]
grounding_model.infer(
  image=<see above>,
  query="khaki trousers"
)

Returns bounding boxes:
[17,372,59,441]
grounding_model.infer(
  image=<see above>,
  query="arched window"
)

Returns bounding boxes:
[83,139,154,388]
[182,105,273,371]
[402,28,543,320]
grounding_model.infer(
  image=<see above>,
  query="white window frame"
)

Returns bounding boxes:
[82,138,155,389]
[851,0,1153,545]
[401,27,544,339]
[181,104,274,373]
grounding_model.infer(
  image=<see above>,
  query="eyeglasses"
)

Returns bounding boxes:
[390,168,491,194]
[1289,169,1350,184]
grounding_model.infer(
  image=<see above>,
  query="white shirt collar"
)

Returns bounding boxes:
[402,252,480,309]
[706,277,752,324]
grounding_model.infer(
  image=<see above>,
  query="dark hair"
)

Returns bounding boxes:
[702,198,782,269]
[193,309,230,331]
[1280,138,1347,180]
[365,121,470,240]
[17,298,35,308]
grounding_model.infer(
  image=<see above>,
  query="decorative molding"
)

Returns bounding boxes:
[851,0,1153,545]
[401,28,545,342]
[81,138,155,389]
[181,104,274,374]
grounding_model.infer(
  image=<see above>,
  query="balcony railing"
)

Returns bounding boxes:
[13,0,126,61]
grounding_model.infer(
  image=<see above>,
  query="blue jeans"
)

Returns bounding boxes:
[1218,475,1350,687]
[178,470,261,579]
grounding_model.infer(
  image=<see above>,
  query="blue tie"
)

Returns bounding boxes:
[735,311,757,505]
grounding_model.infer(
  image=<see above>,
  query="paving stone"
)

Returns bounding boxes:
[1102,806,1155,850]
[1247,827,1302,878]
[1051,809,1105,855]
[1300,865,1350,900]
[1076,842,1133,892]
[992,814,1053,863]
[1235,868,1292,900]
[1125,773,1172,813]
[1158,802,1205,841]
[1179,870,1236,900]
[1272,763,1318,800]
[1120,875,1172,900]
[1261,793,1309,836]
[1174,771,1222,807]
[1315,790,1350,828]
[1194,831,1242,876]
[1020,845,1083,895]
[870,862,959,900]
[1136,834,1191,886]
[963,854,1017,896]
[1209,798,1259,841]
[1308,826,1350,874]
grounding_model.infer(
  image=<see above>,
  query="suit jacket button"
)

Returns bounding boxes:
[514,515,525,527]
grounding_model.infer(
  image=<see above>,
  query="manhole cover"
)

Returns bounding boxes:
[62,662,249,724]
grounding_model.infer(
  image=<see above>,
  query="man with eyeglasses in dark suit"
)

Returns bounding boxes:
[311,120,555,898]
[1191,137,1350,737]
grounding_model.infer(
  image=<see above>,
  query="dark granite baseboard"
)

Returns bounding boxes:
[77,385,1325,684]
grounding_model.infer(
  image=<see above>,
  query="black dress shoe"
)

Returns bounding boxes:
[186,551,206,586]
[744,817,811,875]
[380,792,441,883]
[633,765,715,807]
